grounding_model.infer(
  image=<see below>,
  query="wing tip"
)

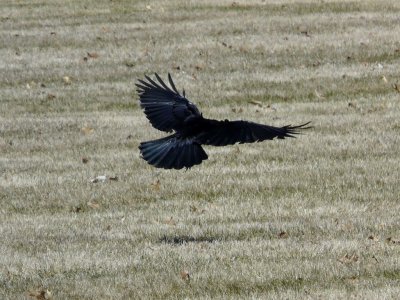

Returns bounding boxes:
[284,121,312,137]
[136,73,182,96]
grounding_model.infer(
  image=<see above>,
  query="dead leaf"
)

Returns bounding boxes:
[278,231,288,239]
[368,235,379,242]
[248,100,263,107]
[87,52,99,59]
[338,253,359,264]
[28,288,52,300]
[87,201,100,209]
[344,275,359,284]
[180,270,190,282]
[81,126,94,135]
[151,179,161,191]
[164,217,176,226]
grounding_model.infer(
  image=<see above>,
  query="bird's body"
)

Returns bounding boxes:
[136,73,310,169]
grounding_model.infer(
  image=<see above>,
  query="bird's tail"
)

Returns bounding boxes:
[139,135,208,169]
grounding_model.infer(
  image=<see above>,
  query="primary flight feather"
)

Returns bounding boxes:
[137,73,310,169]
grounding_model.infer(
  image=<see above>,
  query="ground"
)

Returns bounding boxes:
[1,0,400,299]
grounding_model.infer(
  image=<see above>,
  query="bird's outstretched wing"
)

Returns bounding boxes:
[196,120,311,146]
[136,73,202,132]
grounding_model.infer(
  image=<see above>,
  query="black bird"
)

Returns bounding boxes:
[136,73,310,169]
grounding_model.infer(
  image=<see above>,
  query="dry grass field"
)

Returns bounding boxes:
[1,0,400,299]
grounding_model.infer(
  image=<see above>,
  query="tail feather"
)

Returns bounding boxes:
[163,145,180,169]
[139,135,208,169]
[140,135,171,163]
[150,144,174,166]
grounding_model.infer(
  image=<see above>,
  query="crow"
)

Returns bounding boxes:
[136,73,310,169]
